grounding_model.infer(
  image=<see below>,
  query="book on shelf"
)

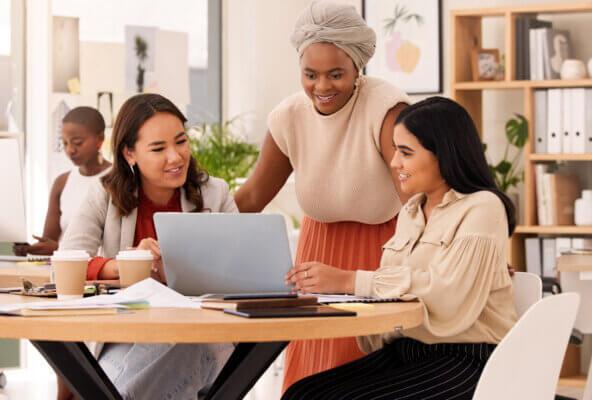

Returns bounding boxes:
[536,166,580,226]
[528,25,570,80]
[200,295,318,311]
[548,172,580,225]
[515,16,551,80]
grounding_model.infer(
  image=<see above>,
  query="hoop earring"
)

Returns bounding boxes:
[129,163,135,175]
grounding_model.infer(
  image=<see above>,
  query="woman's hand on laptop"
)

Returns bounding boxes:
[285,262,355,294]
[150,258,167,284]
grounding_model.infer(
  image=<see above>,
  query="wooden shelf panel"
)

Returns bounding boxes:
[558,375,587,388]
[452,3,592,17]
[453,79,592,91]
[515,226,592,235]
[529,154,592,162]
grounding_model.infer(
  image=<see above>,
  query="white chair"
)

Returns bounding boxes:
[473,291,580,400]
[584,355,592,400]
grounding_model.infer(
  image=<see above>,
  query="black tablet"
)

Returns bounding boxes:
[224,306,356,318]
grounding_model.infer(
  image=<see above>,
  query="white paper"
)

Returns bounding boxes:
[106,278,199,309]
[0,278,199,313]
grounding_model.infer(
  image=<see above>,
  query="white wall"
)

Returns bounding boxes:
[222,0,358,143]
[223,0,592,153]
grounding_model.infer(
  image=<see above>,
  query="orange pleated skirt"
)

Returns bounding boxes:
[282,215,397,392]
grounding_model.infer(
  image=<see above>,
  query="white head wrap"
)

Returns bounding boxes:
[290,0,376,71]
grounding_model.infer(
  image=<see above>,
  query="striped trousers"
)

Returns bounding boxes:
[281,338,495,400]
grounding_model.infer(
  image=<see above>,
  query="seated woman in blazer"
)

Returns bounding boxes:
[283,97,518,400]
[57,93,236,400]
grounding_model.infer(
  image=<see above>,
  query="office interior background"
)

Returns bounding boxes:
[1,0,592,398]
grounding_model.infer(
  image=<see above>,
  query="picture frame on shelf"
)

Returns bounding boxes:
[362,0,442,94]
[471,48,500,81]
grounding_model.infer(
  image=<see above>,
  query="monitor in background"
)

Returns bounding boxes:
[0,137,27,243]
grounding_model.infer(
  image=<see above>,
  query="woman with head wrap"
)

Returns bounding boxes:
[234,0,410,390]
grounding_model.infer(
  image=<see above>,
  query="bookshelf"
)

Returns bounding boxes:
[451,2,592,265]
[452,3,592,388]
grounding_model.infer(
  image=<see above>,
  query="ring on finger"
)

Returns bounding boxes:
[304,270,308,278]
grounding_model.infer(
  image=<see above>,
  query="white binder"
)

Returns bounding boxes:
[547,89,563,153]
[525,237,542,277]
[561,88,572,153]
[534,90,547,153]
[570,88,586,154]
[542,238,557,278]
[586,89,592,153]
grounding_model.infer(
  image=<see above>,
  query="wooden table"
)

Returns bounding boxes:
[0,261,51,288]
[0,294,423,400]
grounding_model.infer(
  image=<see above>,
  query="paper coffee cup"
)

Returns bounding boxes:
[51,250,90,300]
[116,250,153,287]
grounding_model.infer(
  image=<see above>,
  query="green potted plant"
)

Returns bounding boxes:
[134,36,148,93]
[484,113,528,193]
[188,118,259,191]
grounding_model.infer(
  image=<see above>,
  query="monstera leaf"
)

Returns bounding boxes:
[484,113,528,193]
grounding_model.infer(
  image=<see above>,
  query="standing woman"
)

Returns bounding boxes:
[234,0,410,390]
[13,107,111,255]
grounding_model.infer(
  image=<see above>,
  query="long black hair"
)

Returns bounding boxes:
[395,96,515,235]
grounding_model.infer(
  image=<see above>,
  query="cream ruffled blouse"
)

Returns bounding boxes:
[355,189,518,353]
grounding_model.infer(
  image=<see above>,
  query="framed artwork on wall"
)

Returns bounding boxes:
[363,0,442,94]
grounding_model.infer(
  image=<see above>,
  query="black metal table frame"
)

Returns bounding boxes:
[32,340,288,400]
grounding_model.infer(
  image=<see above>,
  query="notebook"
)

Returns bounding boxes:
[201,296,318,311]
[224,305,356,319]
[316,294,402,304]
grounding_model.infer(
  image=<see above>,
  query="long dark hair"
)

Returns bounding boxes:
[395,96,515,235]
[102,93,209,216]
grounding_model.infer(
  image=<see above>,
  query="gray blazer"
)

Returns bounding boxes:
[59,176,237,358]
[60,176,238,256]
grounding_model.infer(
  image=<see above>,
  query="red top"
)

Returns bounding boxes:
[86,189,182,280]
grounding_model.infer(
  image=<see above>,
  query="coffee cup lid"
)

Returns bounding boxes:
[51,250,90,261]
[116,249,153,261]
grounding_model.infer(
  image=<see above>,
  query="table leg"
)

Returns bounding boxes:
[31,340,122,400]
[204,341,288,400]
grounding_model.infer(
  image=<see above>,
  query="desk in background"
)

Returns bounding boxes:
[0,294,423,400]
[0,261,51,288]
[0,261,50,370]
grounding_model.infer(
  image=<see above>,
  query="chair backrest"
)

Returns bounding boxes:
[513,272,542,317]
[584,355,592,400]
[473,293,580,400]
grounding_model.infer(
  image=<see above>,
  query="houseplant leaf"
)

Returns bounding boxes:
[505,113,528,148]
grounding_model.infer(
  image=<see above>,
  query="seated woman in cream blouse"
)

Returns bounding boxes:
[283,96,518,400]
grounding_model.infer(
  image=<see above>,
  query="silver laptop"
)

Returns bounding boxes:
[154,213,293,295]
